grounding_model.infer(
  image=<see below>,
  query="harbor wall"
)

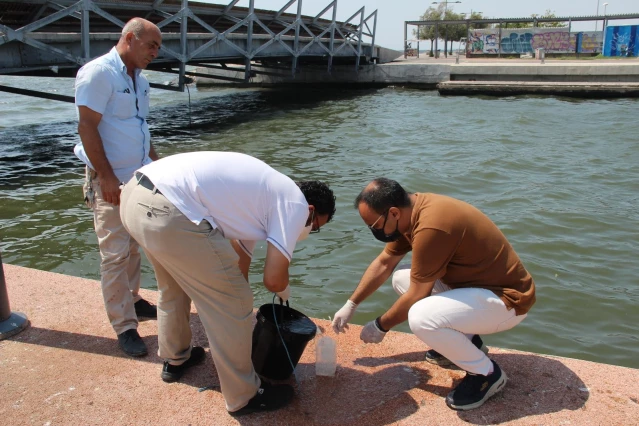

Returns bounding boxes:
[196,60,639,88]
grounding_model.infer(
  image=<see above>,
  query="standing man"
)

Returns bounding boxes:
[74,18,162,357]
[120,151,336,416]
[332,178,535,411]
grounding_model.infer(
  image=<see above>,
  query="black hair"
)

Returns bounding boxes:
[353,178,411,213]
[297,181,336,223]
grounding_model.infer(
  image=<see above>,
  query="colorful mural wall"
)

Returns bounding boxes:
[604,25,639,57]
[468,29,603,55]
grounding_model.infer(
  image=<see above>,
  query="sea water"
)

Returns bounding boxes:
[1,74,638,368]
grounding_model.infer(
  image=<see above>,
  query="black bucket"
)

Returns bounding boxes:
[251,302,317,380]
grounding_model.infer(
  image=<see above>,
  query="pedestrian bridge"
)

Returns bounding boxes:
[0,0,382,100]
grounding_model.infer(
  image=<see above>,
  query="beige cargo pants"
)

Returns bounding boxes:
[85,167,141,335]
[120,177,260,412]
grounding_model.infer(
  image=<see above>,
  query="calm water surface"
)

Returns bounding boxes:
[1,75,637,369]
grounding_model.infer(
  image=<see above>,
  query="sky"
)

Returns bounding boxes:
[198,0,639,50]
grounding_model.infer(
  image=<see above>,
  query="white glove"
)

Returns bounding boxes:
[275,286,290,303]
[331,300,358,333]
[360,319,387,344]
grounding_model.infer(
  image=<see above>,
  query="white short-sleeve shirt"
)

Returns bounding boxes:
[74,47,152,183]
[138,152,309,261]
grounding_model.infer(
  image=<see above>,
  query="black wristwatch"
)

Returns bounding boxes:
[375,316,389,333]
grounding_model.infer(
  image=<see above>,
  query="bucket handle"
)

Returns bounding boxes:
[278,297,289,324]
[278,297,289,308]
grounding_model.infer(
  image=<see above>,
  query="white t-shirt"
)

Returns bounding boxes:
[138,152,309,261]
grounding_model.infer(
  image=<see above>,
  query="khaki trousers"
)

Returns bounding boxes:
[87,168,141,335]
[120,178,260,412]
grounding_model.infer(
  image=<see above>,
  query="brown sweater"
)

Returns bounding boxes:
[385,193,536,315]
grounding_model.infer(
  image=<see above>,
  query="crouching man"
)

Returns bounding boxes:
[332,178,535,411]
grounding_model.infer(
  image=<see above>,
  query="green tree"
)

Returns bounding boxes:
[413,6,492,56]
[536,9,568,28]
[494,10,567,29]
[446,10,467,54]
[442,10,488,55]
[412,4,444,55]
[468,11,488,30]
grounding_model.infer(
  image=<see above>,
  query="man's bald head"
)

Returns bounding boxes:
[354,178,411,214]
[121,18,160,40]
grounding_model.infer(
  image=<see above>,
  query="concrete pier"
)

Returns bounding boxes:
[196,60,447,88]
[2,263,638,425]
[196,57,639,96]
[438,81,639,97]
[448,60,639,83]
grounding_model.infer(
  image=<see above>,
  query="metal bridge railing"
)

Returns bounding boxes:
[0,0,378,98]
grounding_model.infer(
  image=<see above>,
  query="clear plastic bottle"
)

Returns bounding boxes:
[315,332,337,377]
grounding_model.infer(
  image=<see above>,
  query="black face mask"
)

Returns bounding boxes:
[369,210,402,243]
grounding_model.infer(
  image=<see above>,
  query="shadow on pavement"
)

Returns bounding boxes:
[354,350,589,424]
[9,314,425,425]
[7,311,588,425]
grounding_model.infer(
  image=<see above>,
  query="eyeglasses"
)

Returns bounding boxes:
[309,210,320,234]
[368,209,389,231]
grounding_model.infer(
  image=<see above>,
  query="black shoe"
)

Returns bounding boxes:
[161,346,206,383]
[134,298,157,319]
[445,360,507,411]
[425,334,489,366]
[229,382,294,417]
[117,329,148,357]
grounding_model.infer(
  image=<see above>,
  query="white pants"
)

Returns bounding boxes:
[89,170,142,335]
[392,265,527,375]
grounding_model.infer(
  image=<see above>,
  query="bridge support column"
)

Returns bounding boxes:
[245,0,254,82]
[292,0,302,77]
[178,0,188,91]
[81,0,90,60]
[328,0,337,73]
[355,7,364,70]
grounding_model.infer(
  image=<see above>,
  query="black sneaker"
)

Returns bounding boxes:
[445,360,507,411]
[134,298,157,319]
[425,334,489,366]
[161,346,206,383]
[229,382,294,417]
[117,329,148,357]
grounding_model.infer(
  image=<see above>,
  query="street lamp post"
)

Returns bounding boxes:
[432,0,461,58]
[602,2,609,54]
[595,0,599,31]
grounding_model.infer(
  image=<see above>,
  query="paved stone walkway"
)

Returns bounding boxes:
[1,264,638,425]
